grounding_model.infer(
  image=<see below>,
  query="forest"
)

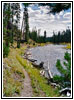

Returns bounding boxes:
[3,3,71,57]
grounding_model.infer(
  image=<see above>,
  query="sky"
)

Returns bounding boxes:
[20,3,71,37]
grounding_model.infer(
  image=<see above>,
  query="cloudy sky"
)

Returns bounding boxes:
[21,3,71,37]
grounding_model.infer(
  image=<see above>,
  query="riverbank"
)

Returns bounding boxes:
[3,42,60,97]
[25,44,71,78]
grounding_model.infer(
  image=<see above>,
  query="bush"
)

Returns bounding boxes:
[3,43,10,58]
[64,52,71,61]
[56,59,66,75]
[53,75,65,84]
[53,52,71,87]
[17,41,20,48]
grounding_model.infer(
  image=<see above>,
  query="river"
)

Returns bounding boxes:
[27,44,71,77]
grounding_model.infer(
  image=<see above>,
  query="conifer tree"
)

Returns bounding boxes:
[10,3,16,45]
[24,6,29,42]
[22,3,29,43]
[44,30,46,43]
[15,3,21,48]
[3,3,11,46]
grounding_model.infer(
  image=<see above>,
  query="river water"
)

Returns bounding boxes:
[28,44,71,77]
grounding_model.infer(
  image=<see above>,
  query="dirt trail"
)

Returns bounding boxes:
[20,69,33,97]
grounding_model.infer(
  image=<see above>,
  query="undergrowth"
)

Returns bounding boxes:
[3,47,25,97]
[3,43,59,97]
[16,53,59,97]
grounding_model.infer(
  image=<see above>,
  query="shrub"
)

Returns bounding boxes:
[53,52,71,87]
[64,52,71,61]
[3,43,10,58]
[56,59,67,75]
[53,75,65,84]
[17,41,20,48]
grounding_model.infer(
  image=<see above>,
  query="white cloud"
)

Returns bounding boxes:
[39,6,50,14]
[24,5,71,37]
[59,10,64,16]
[56,14,60,19]
[63,12,71,19]
[62,20,71,24]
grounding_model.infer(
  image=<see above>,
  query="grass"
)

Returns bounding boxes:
[3,42,59,97]
[61,43,71,49]
[16,48,59,97]
[3,46,25,96]
[66,43,71,49]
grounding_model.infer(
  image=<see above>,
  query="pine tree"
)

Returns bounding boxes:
[57,31,61,44]
[3,3,11,46]
[44,30,46,43]
[22,4,29,43]
[15,3,21,48]
[53,31,56,43]
[10,3,16,45]
[24,6,29,42]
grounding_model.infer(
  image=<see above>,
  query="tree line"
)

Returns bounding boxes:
[29,27,47,43]
[3,3,71,57]
[46,28,71,44]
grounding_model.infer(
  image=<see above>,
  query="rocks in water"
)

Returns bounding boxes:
[39,62,44,68]
[28,59,37,62]
[27,44,71,77]
[24,45,71,97]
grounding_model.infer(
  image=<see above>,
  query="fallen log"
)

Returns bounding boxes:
[47,61,53,79]
[28,59,37,62]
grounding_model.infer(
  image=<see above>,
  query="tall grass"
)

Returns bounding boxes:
[3,48,25,97]
[16,53,59,97]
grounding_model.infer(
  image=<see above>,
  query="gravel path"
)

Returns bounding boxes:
[20,69,33,97]
[28,44,71,77]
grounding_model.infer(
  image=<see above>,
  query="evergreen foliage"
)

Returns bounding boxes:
[3,3,71,58]
[22,4,29,42]
[53,52,71,87]
[39,3,71,13]
[3,43,10,57]
[46,28,71,43]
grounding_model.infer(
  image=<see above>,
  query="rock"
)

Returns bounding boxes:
[67,92,71,97]
[40,70,45,76]
[28,59,37,62]
[59,87,71,95]
[50,83,60,88]
[39,62,44,68]
[26,52,31,55]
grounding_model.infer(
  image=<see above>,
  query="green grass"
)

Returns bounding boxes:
[66,43,71,49]
[3,47,25,97]
[16,52,59,97]
[4,43,59,97]
[62,43,71,49]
